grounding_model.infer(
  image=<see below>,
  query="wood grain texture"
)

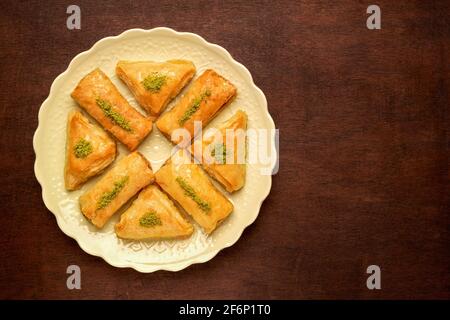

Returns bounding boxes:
[0,0,448,299]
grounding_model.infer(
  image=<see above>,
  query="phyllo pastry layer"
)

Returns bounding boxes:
[156,69,236,145]
[192,110,247,193]
[115,185,193,240]
[155,150,233,234]
[71,68,153,151]
[79,152,154,228]
[65,110,116,190]
[116,60,195,118]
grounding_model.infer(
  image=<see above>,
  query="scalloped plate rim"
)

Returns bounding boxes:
[33,27,276,273]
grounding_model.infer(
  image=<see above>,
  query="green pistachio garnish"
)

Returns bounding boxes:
[176,176,211,213]
[73,138,93,158]
[178,90,211,126]
[139,211,162,227]
[96,176,129,210]
[141,72,167,92]
[96,98,133,132]
[211,143,227,164]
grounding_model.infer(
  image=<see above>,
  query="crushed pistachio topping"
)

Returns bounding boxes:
[95,98,133,132]
[176,176,211,213]
[141,72,167,92]
[96,176,129,210]
[178,89,212,126]
[73,138,93,158]
[211,143,227,164]
[139,211,162,227]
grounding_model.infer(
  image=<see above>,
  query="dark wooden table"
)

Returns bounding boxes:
[0,0,448,299]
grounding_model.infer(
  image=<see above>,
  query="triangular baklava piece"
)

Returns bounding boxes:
[116,60,196,118]
[156,69,237,145]
[155,149,233,234]
[65,110,116,190]
[79,152,154,228]
[192,110,247,192]
[115,185,194,240]
[71,68,153,151]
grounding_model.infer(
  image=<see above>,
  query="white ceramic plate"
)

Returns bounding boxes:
[34,27,276,272]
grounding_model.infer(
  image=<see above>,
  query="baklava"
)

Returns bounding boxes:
[191,110,247,192]
[64,110,116,190]
[116,60,195,118]
[115,185,194,240]
[156,69,236,145]
[71,68,153,151]
[155,150,233,234]
[79,152,154,228]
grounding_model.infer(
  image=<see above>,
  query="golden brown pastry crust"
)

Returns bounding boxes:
[116,60,195,118]
[155,150,233,234]
[71,68,153,151]
[156,69,236,145]
[115,185,193,240]
[65,110,116,190]
[79,152,154,228]
[192,110,247,192]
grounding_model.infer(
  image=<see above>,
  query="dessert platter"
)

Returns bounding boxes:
[34,27,276,272]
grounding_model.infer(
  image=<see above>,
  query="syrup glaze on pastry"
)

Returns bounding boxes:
[65,110,116,190]
[79,152,154,228]
[71,68,153,151]
[156,69,236,145]
[115,185,194,240]
[191,110,247,192]
[116,60,195,119]
[155,150,233,234]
